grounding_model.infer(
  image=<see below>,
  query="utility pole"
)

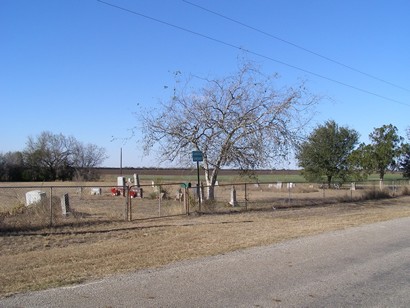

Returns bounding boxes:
[120,147,123,175]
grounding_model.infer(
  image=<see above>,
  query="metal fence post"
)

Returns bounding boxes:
[124,186,129,221]
[288,183,291,205]
[393,180,396,197]
[49,187,53,227]
[184,187,189,215]
[128,186,132,222]
[244,183,248,210]
[158,185,161,217]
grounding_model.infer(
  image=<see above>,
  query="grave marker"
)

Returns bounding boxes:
[25,190,46,206]
[60,193,70,215]
[229,186,238,207]
[90,188,101,195]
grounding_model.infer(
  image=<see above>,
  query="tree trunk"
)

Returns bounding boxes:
[327,175,332,188]
[204,165,219,200]
[207,185,215,200]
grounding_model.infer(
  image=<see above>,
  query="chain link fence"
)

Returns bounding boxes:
[1,179,409,231]
[187,179,410,214]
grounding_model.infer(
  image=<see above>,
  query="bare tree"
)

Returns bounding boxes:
[71,142,107,180]
[141,63,318,199]
[24,132,74,180]
[0,151,25,181]
[24,131,106,181]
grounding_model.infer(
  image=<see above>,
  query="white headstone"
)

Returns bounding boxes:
[276,182,283,189]
[134,173,140,187]
[117,176,125,187]
[229,185,238,207]
[90,188,101,195]
[25,190,46,206]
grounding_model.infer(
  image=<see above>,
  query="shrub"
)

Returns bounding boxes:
[148,186,170,200]
[361,189,391,200]
[401,186,410,196]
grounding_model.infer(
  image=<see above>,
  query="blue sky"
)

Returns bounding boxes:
[1,0,409,168]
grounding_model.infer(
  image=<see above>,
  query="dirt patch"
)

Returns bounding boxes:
[1,196,410,297]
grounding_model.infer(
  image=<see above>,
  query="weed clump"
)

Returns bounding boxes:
[401,186,410,196]
[362,189,391,200]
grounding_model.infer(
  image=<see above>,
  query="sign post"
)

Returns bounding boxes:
[192,151,203,212]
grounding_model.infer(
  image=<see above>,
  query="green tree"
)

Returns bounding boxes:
[357,124,407,181]
[140,62,318,199]
[401,127,410,178]
[296,120,359,187]
[401,152,410,178]
[347,143,374,181]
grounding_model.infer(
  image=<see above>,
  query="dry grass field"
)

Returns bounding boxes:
[1,195,410,298]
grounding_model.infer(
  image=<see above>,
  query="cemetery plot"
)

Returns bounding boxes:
[1,180,408,230]
[0,186,127,230]
[191,182,380,213]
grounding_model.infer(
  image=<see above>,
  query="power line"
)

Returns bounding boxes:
[97,0,410,107]
[183,0,410,93]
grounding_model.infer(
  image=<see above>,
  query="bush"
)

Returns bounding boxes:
[148,186,170,200]
[361,189,391,200]
[401,186,410,196]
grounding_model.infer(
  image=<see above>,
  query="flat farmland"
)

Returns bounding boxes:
[97,167,305,184]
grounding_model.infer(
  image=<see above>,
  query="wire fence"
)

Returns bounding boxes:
[0,179,409,231]
[186,179,410,214]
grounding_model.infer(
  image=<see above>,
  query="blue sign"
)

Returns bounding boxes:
[192,151,203,162]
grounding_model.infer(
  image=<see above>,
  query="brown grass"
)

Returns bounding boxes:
[1,196,410,298]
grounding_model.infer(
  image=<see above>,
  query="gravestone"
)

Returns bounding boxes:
[134,174,140,187]
[60,193,70,215]
[351,182,356,191]
[229,185,238,207]
[276,182,283,189]
[117,176,126,196]
[90,188,101,195]
[25,190,46,206]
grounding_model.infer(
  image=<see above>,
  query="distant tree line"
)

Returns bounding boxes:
[0,131,107,182]
[296,122,410,186]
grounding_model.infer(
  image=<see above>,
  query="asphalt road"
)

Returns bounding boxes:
[2,217,410,307]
